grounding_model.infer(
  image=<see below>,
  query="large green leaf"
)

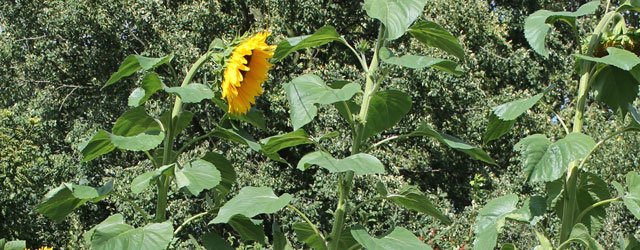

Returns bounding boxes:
[105,54,173,87]
[274,26,342,62]
[260,129,315,155]
[386,186,451,224]
[297,151,385,175]
[620,235,640,250]
[128,72,164,107]
[576,47,640,71]
[293,222,327,250]
[408,21,465,60]
[591,66,639,115]
[106,106,165,152]
[212,127,261,151]
[473,194,519,250]
[164,83,214,103]
[284,74,360,130]
[622,171,640,219]
[515,133,595,183]
[228,215,266,244]
[362,90,412,140]
[159,110,194,137]
[351,225,432,250]
[484,93,545,143]
[565,223,604,250]
[37,180,114,222]
[174,159,221,196]
[130,164,173,194]
[210,186,293,224]
[79,130,116,162]
[201,152,236,197]
[363,0,429,40]
[575,172,612,233]
[379,48,463,75]
[506,196,546,225]
[524,1,600,58]
[409,122,496,165]
[87,214,173,250]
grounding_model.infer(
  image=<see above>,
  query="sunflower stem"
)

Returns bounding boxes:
[155,52,211,222]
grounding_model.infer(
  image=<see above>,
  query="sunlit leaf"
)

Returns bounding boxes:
[130,164,173,194]
[79,130,115,162]
[524,1,599,58]
[565,223,604,250]
[409,122,496,165]
[210,187,293,224]
[284,74,360,130]
[86,214,173,250]
[484,92,545,143]
[128,72,164,107]
[576,47,640,71]
[164,83,214,103]
[379,48,463,75]
[37,180,114,222]
[622,172,640,219]
[274,26,342,62]
[351,225,432,250]
[473,194,519,250]
[386,186,451,224]
[297,151,385,175]
[104,54,173,87]
[363,0,429,40]
[174,159,221,196]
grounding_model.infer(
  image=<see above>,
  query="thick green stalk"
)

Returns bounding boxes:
[154,52,211,222]
[558,10,617,245]
[327,26,384,250]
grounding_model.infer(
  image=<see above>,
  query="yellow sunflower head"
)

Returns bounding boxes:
[221,31,276,115]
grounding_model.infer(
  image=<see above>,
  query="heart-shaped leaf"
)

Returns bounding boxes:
[174,159,222,196]
[85,214,173,250]
[37,180,114,222]
[210,187,293,224]
[473,194,519,250]
[297,151,385,175]
[351,225,432,250]
[274,26,342,62]
[363,0,428,40]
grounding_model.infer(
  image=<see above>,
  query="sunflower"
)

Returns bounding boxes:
[221,32,276,115]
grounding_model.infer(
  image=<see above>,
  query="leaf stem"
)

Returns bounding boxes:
[347,196,385,219]
[174,211,209,235]
[575,197,622,223]
[287,204,325,241]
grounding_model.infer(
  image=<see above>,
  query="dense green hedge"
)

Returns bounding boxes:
[1,0,638,248]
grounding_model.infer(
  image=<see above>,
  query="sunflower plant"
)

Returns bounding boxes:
[473,1,640,249]
[256,0,496,249]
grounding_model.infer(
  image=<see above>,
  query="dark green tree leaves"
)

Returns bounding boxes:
[284,74,360,130]
[37,180,114,222]
[524,1,600,58]
[363,0,428,40]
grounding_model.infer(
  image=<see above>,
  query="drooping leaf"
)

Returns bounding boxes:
[576,47,640,71]
[274,26,342,62]
[363,0,429,40]
[408,21,465,60]
[87,214,173,250]
[524,1,600,58]
[228,215,266,244]
[473,194,519,250]
[379,47,463,75]
[201,152,236,196]
[297,151,385,175]
[409,122,496,165]
[565,223,605,250]
[293,222,327,250]
[109,106,165,151]
[591,66,639,116]
[210,186,293,224]
[575,172,612,233]
[174,159,221,196]
[164,83,214,103]
[130,164,173,194]
[386,186,451,224]
[212,127,261,151]
[515,133,595,183]
[484,92,545,143]
[104,54,173,87]
[37,180,114,222]
[284,74,361,130]
[260,129,314,155]
[351,225,432,250]
[79,130,116,162]
[128,72,164,107]
[202,232,234,250]
[362,90,412,140]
